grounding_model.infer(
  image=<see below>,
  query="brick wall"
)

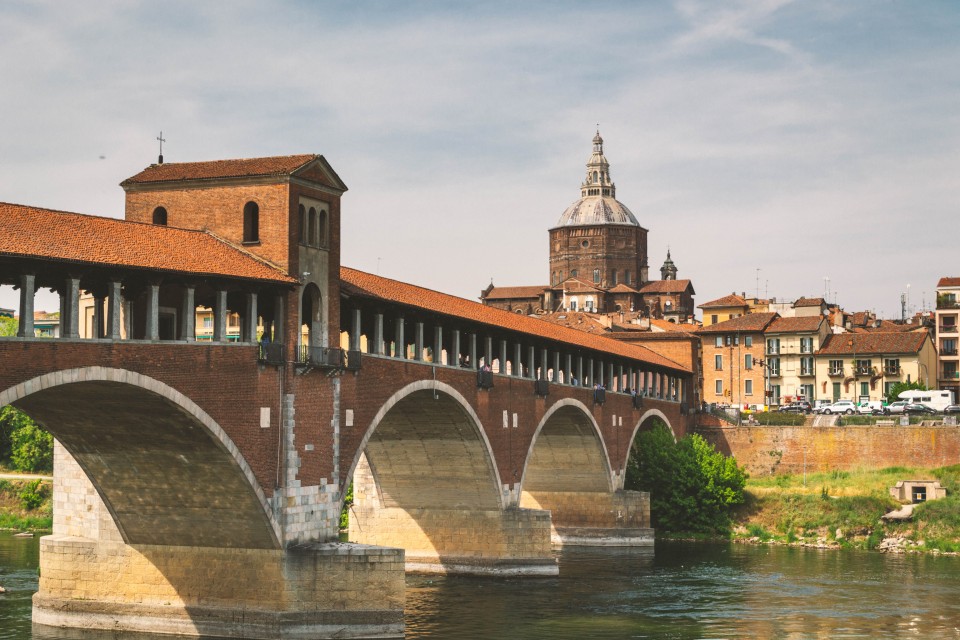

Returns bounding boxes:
[695,423,960,476]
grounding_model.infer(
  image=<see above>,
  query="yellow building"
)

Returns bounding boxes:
[762,315,830,405]
[698,293,750,327]
[814,332,938,404]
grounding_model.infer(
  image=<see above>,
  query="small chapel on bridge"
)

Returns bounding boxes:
[480,131,695,323]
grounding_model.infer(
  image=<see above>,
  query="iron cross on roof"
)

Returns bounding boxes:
[156,131,166,164]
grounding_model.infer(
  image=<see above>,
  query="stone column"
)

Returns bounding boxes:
[433,325,443,365]
[373,312,384,355]
[469,333,478,369]
[513,343,522,377]
[91,295,105,339]
[395,316,405,359]
[63,276,81,339]
[485,336,493,368]
[576,356,584,386]
[414,321,424,361]
[106,280,122,340]
[350,308,361,352]
[16,273,35,338]
[242,292,257,343]
[452,329,461,367]
[180,286,196,342]
[212,290,227,343]
[499,340,508,375]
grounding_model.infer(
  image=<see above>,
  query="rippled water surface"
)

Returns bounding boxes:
[3,532,960,639]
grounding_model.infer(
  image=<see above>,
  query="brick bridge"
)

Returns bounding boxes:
[0,154,693,639]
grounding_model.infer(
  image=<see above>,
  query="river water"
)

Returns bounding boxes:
[2,532,960,639]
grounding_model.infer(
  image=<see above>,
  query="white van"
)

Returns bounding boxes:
[897,389,955,412]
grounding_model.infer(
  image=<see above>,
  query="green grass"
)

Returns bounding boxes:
[731,465,960,553]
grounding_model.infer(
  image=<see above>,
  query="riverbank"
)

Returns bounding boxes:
[722,464,960,554]
[0,474,52,532]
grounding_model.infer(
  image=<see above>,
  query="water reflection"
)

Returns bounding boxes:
[4,533,960,639]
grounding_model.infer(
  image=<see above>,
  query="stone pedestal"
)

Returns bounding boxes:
[33,536,405,639]
[520,489,654,547]
[349,505,557,576]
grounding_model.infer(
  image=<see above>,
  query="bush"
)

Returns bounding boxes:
[750,412,805,426]
[18,479,46,510]
[625,421,748,534]
[9,419,53,472]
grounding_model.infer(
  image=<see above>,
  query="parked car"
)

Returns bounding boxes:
[887,400,910,415]
[857,401,889,415]
[904,403,937,415]
[779,401,812,414]
[821,400,857,415]
[944,404,960,415]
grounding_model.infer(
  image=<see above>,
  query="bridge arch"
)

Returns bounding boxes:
[619,408,677,480]
[519,398,613,504]
[1,367,281,548]
[346,380,505,513]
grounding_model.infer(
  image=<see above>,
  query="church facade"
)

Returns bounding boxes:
[481,132,695,322]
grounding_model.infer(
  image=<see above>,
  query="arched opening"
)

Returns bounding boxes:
[318,209,328,247]
[2,370,280,549]
[243,201,259,243]
[307,207,317,247]
[345,384,511,570]
[301,283,323,348]
[152,207,167,225]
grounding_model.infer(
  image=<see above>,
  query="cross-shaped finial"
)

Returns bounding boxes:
[156,131,166,164]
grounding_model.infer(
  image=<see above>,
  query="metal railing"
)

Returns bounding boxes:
[257,342,285,366]
[296,346,362,371]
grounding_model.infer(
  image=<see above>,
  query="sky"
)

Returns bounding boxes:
[1,0,958,319]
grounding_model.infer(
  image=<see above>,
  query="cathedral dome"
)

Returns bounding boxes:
[554,196,639,227]
[551,130,641,228]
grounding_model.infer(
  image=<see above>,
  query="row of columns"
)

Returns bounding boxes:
[347,306,686,402]
[13,272,277,344]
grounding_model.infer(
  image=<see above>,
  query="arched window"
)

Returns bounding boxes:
[243,202,259,243]
[318,209,328,247]
[298,205,306,244]
[152,207,167,225]
[308,207,317,247]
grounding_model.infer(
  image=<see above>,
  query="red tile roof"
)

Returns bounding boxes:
[938,277,960,288]
[122,154,321,185]
[793,297,825,307]
[538,312,610,335]
[0,203,297,284]
[340,267,689,373]
[697,312,778,334]
[638,279,694,294]
[817,332,930,355]
[765,316,824,334]
[559,277,604,293]
[699,293,748,309]
[483,285,545,300]
[607,283,639,294]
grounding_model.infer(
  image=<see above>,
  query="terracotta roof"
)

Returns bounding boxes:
[938,277,960,288]
[638,279,694,294]
[817,332,929,356]
[559,277,604,294]
[538,312,610,335]
[483,285,545,300]
[765,316,824,334]
[340,267,689,373]
[699,293,748,309]
[607,283,639,294]
[122,154,324,185]
[794,297,825,308]
[697,312,778,334]
[853,320,924,333]
[0,203,297,284]
[649,318,698,334]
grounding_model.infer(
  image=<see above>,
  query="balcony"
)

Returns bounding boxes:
[799,368,815,377]
[940,325,958,334]
[856,366,876,377]
[941,348,959,357]
[768,370,781,378]
[828,368,844,377]
[297,346,361,372]
[941,371,960,381]
[884,366,902,376]
[258,342,285,366]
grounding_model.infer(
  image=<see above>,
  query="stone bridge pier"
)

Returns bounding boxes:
[2,365,405,640]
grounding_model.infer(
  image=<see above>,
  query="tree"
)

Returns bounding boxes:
[0,406,54,472]
[625,420,747,534]
[0,316,17,337]
[885,380,927,404]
